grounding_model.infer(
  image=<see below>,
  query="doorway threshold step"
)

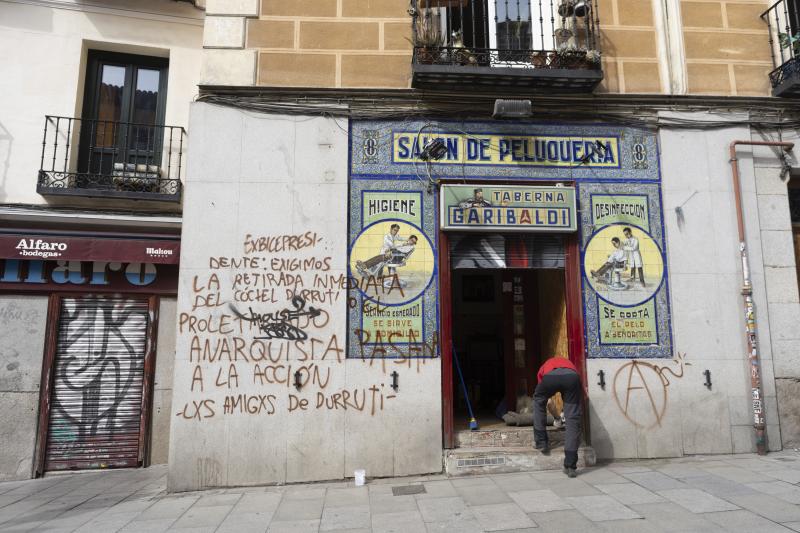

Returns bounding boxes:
[445,446,596,476]
[456,427,535,448]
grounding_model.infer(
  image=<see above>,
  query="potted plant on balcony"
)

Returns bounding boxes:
[410,4,445,65]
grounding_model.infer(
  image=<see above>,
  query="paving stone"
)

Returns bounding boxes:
[724,492,800,523]
[705,509,795,532]
[621,471,687,491]
[119,517,177,532]
[565,495,641,522]
[369,493,418,515]
[747,481,800,495]
[320,504,370,531]
[216,510,272,533]
[136,496,199,520]
[284,487,327,501]
[450,476,497,488]
[416,496,472,523]
[195,492,243,507]
[764,470,800,484]
[470,503,536,531]
[528,509,594,531]
[656,488,740,513]
[655,463,714,479]
[702,466,776,483]
[73,510,141,532]
[595,483,665,505]
[326,487,369,508]
[542,477,602,497]
[598,518,659,532]
[489,474,544,492]
[574,468,629,486]
[508,489,572,513]
[635,502,731,532]
[686,474,761,498]
[417,481,458,499]
[235,492,284,513]
[371,510,426,533]
[170,504,234,528]
[423,517,484,532]
[454,484,512,505]
[267,519,321,533]
[607,465,653,475]
[273,498,324,521]
[784,522,800,532]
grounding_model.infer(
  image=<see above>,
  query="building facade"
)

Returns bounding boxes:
[164,0,800,491]
[2,0,800,490]
[0,0,203,480]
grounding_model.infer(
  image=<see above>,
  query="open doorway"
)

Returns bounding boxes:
[448,233,572,447]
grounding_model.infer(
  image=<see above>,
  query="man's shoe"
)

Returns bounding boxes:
[535,443,550,455]
[563,467,577,478]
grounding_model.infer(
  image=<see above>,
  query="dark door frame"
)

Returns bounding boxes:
[33,293,160,476]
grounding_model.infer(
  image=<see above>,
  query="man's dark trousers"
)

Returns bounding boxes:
[533,368,582,469]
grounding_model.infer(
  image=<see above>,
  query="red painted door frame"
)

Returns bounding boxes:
[439,193,586,450]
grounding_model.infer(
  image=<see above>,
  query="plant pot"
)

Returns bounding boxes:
[558,0,575,17]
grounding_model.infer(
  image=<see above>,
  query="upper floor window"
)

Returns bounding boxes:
[79,51,169,176]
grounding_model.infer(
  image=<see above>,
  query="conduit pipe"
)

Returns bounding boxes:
[729,140,793,455]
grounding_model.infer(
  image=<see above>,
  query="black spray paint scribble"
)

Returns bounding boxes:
[230,296,321,340]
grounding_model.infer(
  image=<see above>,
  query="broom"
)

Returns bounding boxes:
[452,344,479,430]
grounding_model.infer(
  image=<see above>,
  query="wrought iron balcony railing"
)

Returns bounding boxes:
[411,0,602,92]
[38,116,185,202]
[762,0,800,97]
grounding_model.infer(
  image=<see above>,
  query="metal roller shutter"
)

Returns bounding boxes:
[45,296,150,471]
[449,233,565,269]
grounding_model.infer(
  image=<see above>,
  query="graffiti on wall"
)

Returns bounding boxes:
[176,230,437,423]
[612,352,689,429]
[48,298,149,463]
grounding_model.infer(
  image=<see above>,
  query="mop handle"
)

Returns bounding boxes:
[452,344,476,421]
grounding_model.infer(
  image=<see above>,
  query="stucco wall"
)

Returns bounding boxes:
[588,113,788,459]
[151,297,177,465]
[750,131,800,449]
[167,102,442,491]
[0,0,203,207]
[0,295,49,481]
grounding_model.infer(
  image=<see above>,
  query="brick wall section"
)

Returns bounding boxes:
[682,0,771,96]
[595,0,662,93]
[244,0,772,94]
[250,0,412,88]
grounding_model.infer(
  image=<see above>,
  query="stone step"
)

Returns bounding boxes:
[456,426,565,448]
[445,446,596,476]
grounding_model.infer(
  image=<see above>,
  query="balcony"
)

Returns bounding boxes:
[411,0,603,92]
[762,0,800,97]
[38,116,184,202]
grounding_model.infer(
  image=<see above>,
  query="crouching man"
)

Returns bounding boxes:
[533,357,583,478]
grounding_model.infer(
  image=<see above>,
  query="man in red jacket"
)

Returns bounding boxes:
[534,357,582,478]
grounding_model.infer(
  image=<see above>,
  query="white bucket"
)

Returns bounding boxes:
[354,469,366,486]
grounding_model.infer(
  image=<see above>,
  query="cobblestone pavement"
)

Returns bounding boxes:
[3,451,800,532]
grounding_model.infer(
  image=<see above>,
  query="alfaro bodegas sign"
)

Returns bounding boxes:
[440,184,578,232]
[1,234,179,264]
[0,234,179,294]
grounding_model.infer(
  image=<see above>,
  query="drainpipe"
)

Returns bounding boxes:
[729,140,793,455]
